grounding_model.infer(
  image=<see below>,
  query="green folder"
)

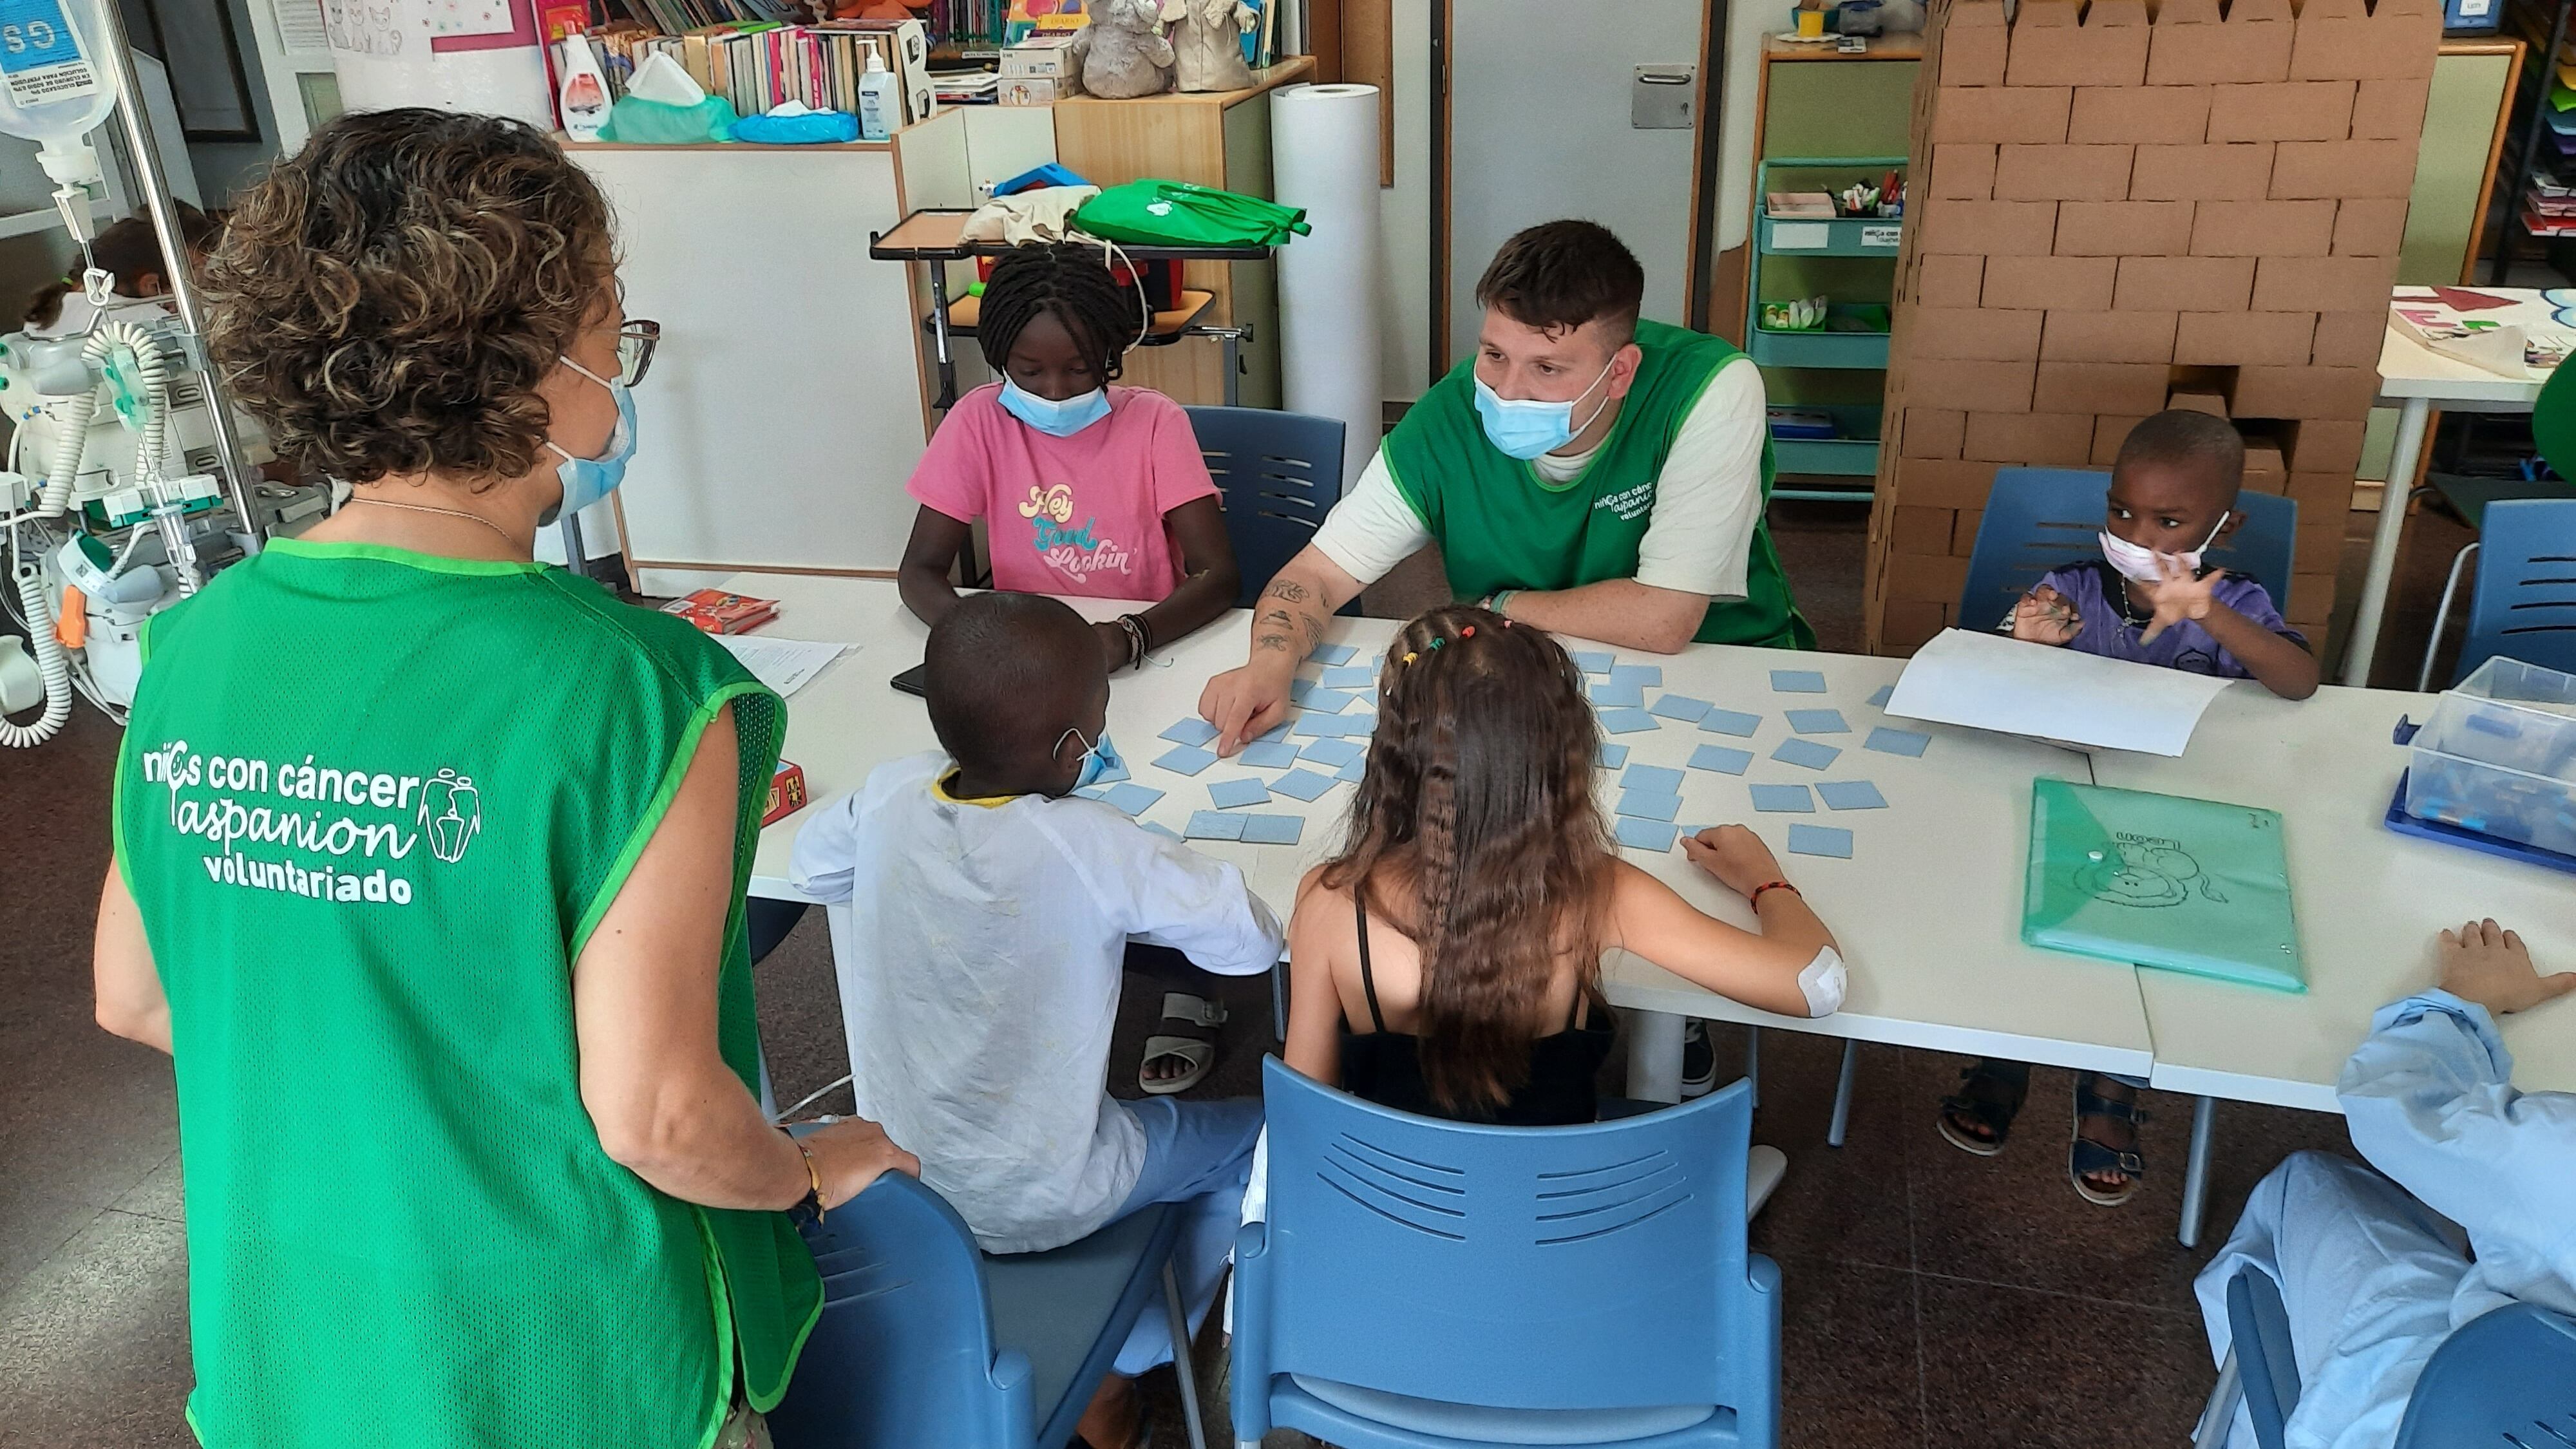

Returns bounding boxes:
[2023,779,2306,994]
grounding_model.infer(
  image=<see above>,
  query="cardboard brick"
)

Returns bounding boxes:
[1880,599,1949,650]
[2331,197,2410,257]
[2035,361,2170,415]
[1915,253,1987,308]
[1892,505,1957,557]
[2272,140,2419,200]
[1994,143,2135,202]
[1952,509,1987,556]
[2287,574,2337,623]
[2146,0,2294,86]
[2290,0,2439,83]
[1908,307,2046,361]
[2293,520,2344,569]
[2251,253,2398,312]
[2235,365,2378,417]
[1899,408,1968,459]
[2172,310,2316,366]
[2351,75,2432,140]
[1902,360,2038,415]
[2206,82,2356,143]
[1930,142,1999,201]
[2287,470,2354,514]
[1940,25,2009,88]
[2282,418,2366,473]
[2169,390,2231,417]
[2067,84,2210,144]
[1980,254,2116,312]
[2040,309,2177,364]
[2192,200,2336,258]
[2309,308,2387,366]
[2114,254,2256,310]
[2244,440,2289,493]
[2130,143,2276,202]
[2005,0,2150,88]
[2092,413,2146,464]
[1897,456,2007,509]
[1922,199,2060,256]
[2055,200,2195,256]
[1886,550,1974,604]
[1932,85,2074,145]
[1962,410,2097,463]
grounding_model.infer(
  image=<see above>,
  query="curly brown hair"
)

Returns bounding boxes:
[202,109,616,488]
[1321,605,1615,1112]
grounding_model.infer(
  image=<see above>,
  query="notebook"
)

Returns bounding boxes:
[2022,779,2305,993]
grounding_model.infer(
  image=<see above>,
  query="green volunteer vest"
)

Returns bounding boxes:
[111,538,818,1449]
[1381,319,1814,649]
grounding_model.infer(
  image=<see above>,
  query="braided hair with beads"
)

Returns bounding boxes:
[976,241,1150,384]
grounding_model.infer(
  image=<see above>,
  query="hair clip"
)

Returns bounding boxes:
[1501,618,1515,629]
[1460,625,1476,639]
[1429,638,1446,651]
[1402,651,1419,664]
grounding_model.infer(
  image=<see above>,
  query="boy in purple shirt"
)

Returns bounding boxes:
[1937,411,2320,1208]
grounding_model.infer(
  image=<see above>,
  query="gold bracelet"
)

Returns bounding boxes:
[783,1129,826,1222]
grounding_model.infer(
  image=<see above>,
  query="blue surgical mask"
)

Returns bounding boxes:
[542,355,636,526]
[1057,726,1120,791]
[1472,360,1615,461]
[999,377,1112,437]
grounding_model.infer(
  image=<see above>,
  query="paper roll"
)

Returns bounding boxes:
[1271,83,1384,497]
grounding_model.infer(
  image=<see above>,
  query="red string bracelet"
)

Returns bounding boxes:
[1749,880,1799,907]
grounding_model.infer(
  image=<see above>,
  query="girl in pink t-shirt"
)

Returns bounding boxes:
[899,243,1242,672]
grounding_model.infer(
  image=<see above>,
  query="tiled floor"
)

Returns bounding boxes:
[0,493,2468,1446]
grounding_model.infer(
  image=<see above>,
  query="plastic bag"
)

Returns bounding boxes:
[598,93,740,145]
[732,108,860,144]
[1072,179,1309,248]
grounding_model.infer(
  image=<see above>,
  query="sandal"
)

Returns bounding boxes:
[1937,1061,2028,1157]
[1138,991,1226,1096]
[2069,1076,2149,1208]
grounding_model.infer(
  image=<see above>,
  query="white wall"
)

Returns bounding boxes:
[1377,0,1436,402]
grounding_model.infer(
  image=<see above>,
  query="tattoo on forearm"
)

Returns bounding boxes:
[1297,612,1323,648]
[1254,634,1294,652]
[1264,578,1313,605]
[1258,607,1294,630]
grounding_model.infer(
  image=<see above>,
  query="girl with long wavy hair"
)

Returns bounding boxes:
[1281,604,1847,1124]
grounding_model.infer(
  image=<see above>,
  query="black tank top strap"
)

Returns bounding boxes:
[1354,892,1387,1033]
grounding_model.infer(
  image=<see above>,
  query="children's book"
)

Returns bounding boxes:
[661,589,780,635]
[2023,779,2305,993]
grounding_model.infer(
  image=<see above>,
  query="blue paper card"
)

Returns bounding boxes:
[1294,713,1358,738]
[1609,664,1663,689]
[1335,757,1367,783]
[1650,694,1714,724]
[1094,757,1132,785]
[1595,742,1631,769]
[1254,721,1294,744]
[1571,650,1615,674]
[1238,741,1302,769]
[1270,768,1337,802]
[1300,738,1364,768]
[1689,743,1755,775]
[1159,718,1219,747]
[1750,784,1815,813]
[1296,687,1355,715]
[1075,786,1110,800]
[1312,643,1357,665]
[1865,726,1931,758]
[1588,680,1645,708]
[1240,814,1305,845]
[1616,790,1682,822]
[1868,685,1895,708]
[1184,810,1246,841]
[1141,821,1182,841]
[1786,708,1851,735]
[1615,817,1679,852]
[1816,780,1888,811]
[1153,744,1217,776]
[1209,778,1272,809]
[1699,708,1762,738]
[1319,665,1375,688]
[1772,738,1841,771]
[1288,677,1318,705]
[1622,764,1685,795]
[1787,824,1854,859]
[1101,782,1165,816]
[1770,670,1829,694]
[1597,707,1662,735]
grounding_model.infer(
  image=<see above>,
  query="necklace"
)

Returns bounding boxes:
[349,495,522,550]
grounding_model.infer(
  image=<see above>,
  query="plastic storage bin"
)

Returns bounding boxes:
[2404,656,2576,857]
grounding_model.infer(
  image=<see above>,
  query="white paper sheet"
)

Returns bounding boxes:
[1883,629,2233,758]
[716,636,853,699]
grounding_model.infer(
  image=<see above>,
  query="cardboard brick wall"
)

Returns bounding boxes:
[1864,0,2439,654]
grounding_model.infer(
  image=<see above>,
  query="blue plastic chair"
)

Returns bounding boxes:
[1231,1057,1779,1449]
[1956,467,2299,631]
[2422,497,2576,687]
[2195,1267,2576,1449]
[1182,406,1350,612]
[767,1173,1210,1449]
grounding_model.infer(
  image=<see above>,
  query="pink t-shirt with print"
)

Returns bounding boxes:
[905,383,1218,603]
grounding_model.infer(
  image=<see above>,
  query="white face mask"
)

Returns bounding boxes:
[2098,512,2228,585]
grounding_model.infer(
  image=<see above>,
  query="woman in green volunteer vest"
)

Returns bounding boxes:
[90,110,916,1449]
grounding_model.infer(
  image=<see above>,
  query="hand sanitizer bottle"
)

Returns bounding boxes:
[857,50,898,142]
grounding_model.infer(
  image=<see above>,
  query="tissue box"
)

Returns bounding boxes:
[763,759,810,826]
[1001,33,1081,77]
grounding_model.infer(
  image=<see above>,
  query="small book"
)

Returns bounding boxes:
[661,588,779,636]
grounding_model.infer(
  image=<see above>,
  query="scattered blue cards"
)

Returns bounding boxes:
[1312,643,1357,665]
[1153,744,1217,776]
[1689,743,1755,776]
[1295,687,1356,715]
[1571,650,1615,674]
[1253,721,1294,745]
[1615,817,1679,852]
[1770,670,1829,694]
[1609,663,1663,690]
[1141,821,1182,841]
[1868,685,1895,708]
[1334,757,1367,783]
[1238,741,1302,769]
[1788,824,1853,859]
[1597,708,1662,735]
[1319,665,1375,689]
[1816,780,1888,811]
[1596,742,1631,769]
[1865,726,1931,758]
[1616,790,1682,822]
[1300,738,1364,768]
[1588,680,1645,708]
[1750,784,1815,813]
[1100,782,1165,816]
[1294,712,1363,738]
[1184,810,1245,841]
[1786,708,1851,735]
[1699,708,1762,738]
[1209,778,1271,810]
[1772,738,1842,771]
[1622,764,1685,796]
[1649,694,1714,724]
[1159,718,1219,747]
[1270,768,1337,802]
[1241,814,1305,845]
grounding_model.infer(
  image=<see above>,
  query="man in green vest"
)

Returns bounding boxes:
[1200,220,1812,753]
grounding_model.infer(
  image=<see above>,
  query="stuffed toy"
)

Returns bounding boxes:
[1162,0,1255,91]
[1071,0,1176,98]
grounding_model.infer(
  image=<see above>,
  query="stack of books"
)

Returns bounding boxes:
[661,589,781,635]
[575,16,933,124]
